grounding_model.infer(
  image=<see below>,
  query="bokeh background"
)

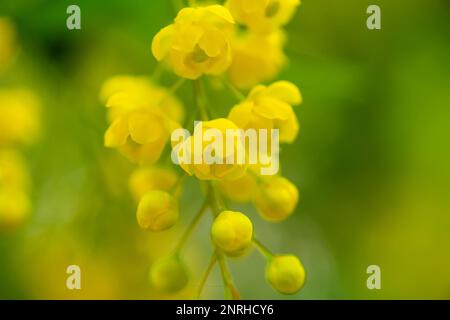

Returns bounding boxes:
[1,0,450,299]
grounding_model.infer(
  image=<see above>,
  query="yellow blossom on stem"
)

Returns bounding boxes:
[104,92,180,165]
[152,5,235,79]
[265,254,305,294]
[252,175,299,222]
[228,81,302,143]
[226,0,300,33]
[136,190,179,232]
[211,210,253,257]
[100,75,185,123]
[228,30,286,89]
[174,118,247,181]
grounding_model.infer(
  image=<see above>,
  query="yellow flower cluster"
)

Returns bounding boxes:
[102,1,305,299]
[173,118,247,181]
[152,5,235,79]
[0,19,41,232]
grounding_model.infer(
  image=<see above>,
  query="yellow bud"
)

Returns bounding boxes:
[211,210,253,256]
[149,256,189,293]
[266,255,305,294]
[136,191,179,232]
[252,176,298,222]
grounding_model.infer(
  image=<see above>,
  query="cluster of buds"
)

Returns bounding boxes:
[102,0,305,298]
[0,18,41,232]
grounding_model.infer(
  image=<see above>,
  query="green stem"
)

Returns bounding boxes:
[253,238,274,260]
[196,252,217,299]
[206,182,225,217]
[217,251,240,300]
[171,173,187,199]
[159,78,186,106]
[224,78,246,101]
[193,79,209,121]
[174,200,209,253]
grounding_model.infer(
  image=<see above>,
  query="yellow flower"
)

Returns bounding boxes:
[152,5,235,79]
[211,210,253,256]
[0,17,16,71]
[0,89,41,146]
[265,255,305,294]
[228,81,301,143]
[136,190,179,232]
[226,0,300,33]
[0,190,30,232]
[229,30,286,89]
[100,75,184,123]
[252,175,298,222]
[104,92,180,165]
[174,118,247,181]
[149,255,189,293]
[129,166,178,203]
[219,172,257,203]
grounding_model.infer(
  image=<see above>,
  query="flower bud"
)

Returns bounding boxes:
[252,176,298,222]
[136,190,178,232]
[266,255,305,294]
[211,210,253,256]
[149,256,189,293]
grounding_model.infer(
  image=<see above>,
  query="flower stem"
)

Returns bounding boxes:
[174,200,209,253]
[193,79,209,121]
[224,78,246,101]
[196,252,217,299]
[160,78,186,106]
[253,238,275,260]
[217,251,240,300]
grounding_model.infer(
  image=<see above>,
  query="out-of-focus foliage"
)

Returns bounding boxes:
[0,0,449,299]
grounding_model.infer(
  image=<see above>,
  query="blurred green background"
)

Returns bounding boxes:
[1,0,450,299]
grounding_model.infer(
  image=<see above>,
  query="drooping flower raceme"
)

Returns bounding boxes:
[152,5,235,79]
[100,0,308,299]
[226,0,300,33]
[228,81,302,144]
